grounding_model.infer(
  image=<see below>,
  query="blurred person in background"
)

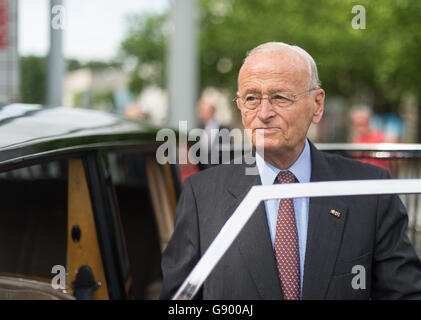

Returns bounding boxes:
[350,105,390,170]
[197,91,230,170]
[124,101,148,120]
[198,95,219,146]
[350,105,387,144]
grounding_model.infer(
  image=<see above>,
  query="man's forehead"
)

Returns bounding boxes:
[238,50,309,89]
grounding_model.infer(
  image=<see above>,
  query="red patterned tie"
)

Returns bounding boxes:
[274,170,300,300]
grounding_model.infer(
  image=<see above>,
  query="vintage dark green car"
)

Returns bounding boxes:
[0,103,184,300]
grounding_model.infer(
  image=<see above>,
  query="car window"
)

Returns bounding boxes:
[104,150,164,299]
[0,160,67,282]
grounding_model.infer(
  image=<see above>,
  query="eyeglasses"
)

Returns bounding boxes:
[233,88,318,111]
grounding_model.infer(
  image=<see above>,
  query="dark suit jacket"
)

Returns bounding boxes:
[160,141,421,299]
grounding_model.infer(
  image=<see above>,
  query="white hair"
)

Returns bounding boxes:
[244,42,321,89]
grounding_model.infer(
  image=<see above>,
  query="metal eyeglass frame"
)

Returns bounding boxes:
[233,87,319,111]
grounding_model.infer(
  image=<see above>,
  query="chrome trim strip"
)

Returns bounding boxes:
[172,179,421,300]
[219,143,421,153]
[315,143,421,152]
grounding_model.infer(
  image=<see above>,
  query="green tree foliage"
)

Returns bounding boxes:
[121,13,168,94]
[120,0,421,112]
[20,55,47,105]
[67,58,83,71]
[20,56,122,106]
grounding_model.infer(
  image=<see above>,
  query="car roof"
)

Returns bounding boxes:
[0,104,165,168]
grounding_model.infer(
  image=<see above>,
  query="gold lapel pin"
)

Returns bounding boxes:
[330,209,341,218]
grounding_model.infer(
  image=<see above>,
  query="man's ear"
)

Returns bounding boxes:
[311,89,325,124]
[235,91,242,109]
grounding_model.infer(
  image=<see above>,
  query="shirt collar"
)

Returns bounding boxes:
[256,139,312,185]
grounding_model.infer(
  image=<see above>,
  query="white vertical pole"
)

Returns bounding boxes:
[0,0,19,105]
[167,0,198,130]
[46,0,64,106]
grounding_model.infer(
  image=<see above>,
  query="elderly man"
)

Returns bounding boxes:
[160,42,421,300]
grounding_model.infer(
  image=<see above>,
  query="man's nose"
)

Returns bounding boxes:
[257,97,275,121]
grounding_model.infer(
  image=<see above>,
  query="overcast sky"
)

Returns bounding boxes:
[18,0,169,61]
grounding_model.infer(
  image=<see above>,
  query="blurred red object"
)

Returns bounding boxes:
[179,162,199,185]
[0,0,8,50]
[353,131,391,170]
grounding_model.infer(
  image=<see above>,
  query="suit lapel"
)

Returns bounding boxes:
[225,163,282,300]
[302,142,348,299]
